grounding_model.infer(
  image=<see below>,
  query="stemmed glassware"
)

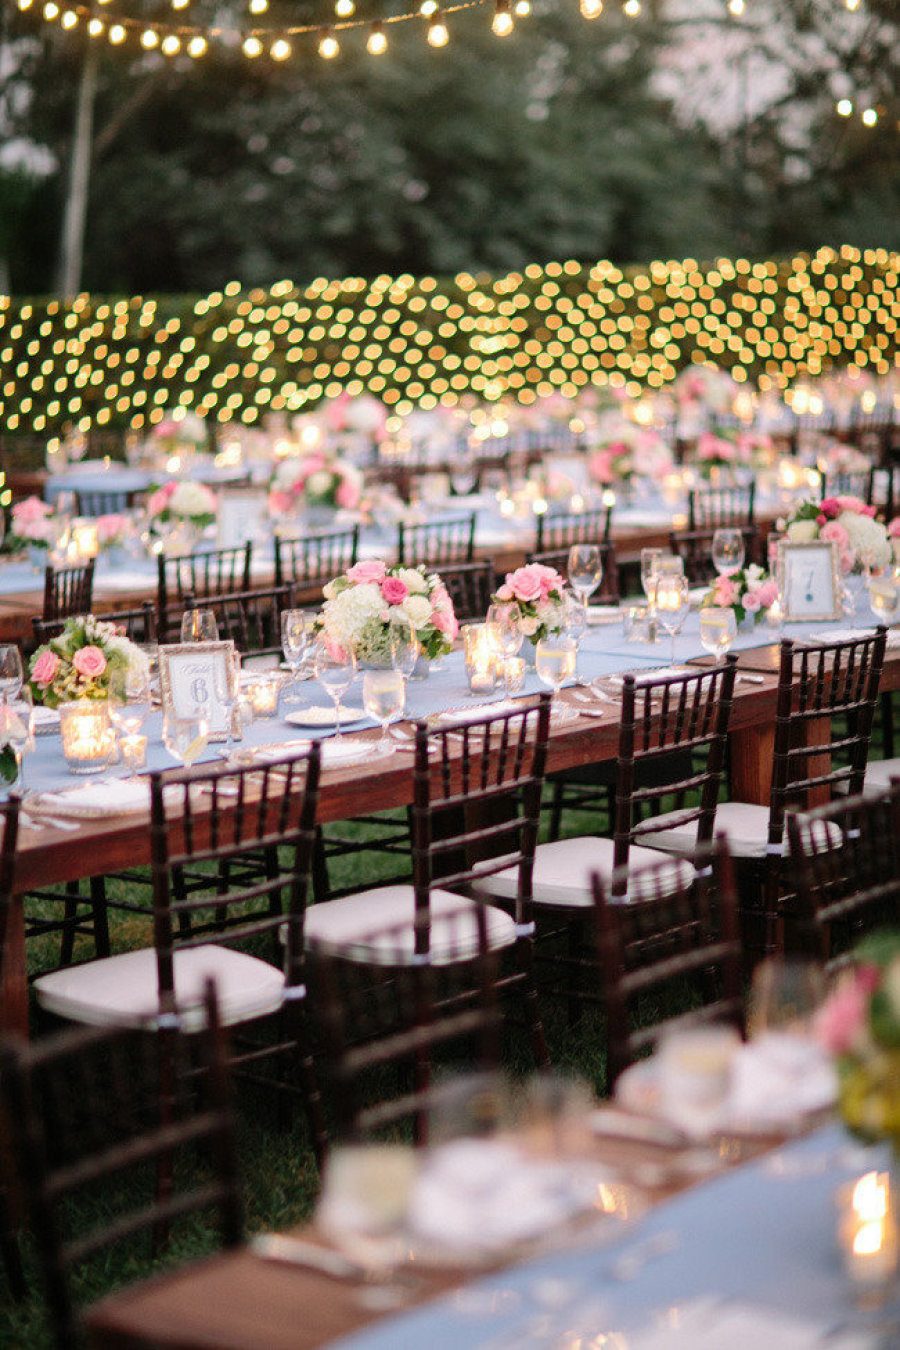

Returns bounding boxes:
[640,548,663,603]
[212,648,241,759]
[362,669,405,756]
[535,634,577,697]
[485,603,523,695]
[654,574,690,666]
[313,640,357,737]
[281,609,317,703]
[0,646,24,704]
[388,615,420,683]
[108,665,153,737]
[0,687,34,797]
[711,528,745,577]
[567,544,603,609]
[162,709,210,767]
[699,607,738,664]
[180,609,219,643]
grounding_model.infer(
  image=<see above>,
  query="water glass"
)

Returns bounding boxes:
[363,669,405,753]
[281,608,316,702]
[868,573,900,624]
[640,547,663,603]
[388,615,420,682]
[108,665,153,737]
[162,710,210,766]
[654,574,690,665]
[485,603,522,694]
[313,640,357,737]
[711,528,745,577]
[181,609,219,643]
[699,607,737,663]
[0,691,34,796]
[747,958,826,1040]
[535,635,577,694]
[567,544,603,607]
[0,646,24,704]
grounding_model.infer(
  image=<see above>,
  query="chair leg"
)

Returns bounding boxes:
[90,876,110,958]
[0,1190,26,1302]
[548,782,565,843]
[567,916,585,1029]
[287,999,328,1168]
[311,828,331,905]
[518,938,550,1069]
[881,691,895,759]
[59,881,81,967]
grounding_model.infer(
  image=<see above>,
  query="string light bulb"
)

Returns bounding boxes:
[242,34,263,56]
[248,0,268,12]
[836,98,853,116]
[862,107,878,126]
[187,34,207,56]
[367,21,387,53]
[623,0,640,14]
[160,32,181,53]
[514,0,531,15]
[727,0,745,14]
[171,0,190,9]
[492,0,514,35]
[270,36,291,59]
[335,0,354,15]
[427,11,449,43]
[108,22,126,42]
[319,29,340,57]
[16,0,33,11]
[420,0,438,16]
[844,0,861,10]
[60,9,77,27]
[42,2,59,19]
[87,16,104,34]
[580,0,602,17]
[141,27,159,47]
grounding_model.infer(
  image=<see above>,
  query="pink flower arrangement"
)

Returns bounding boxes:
[28,614,148,708]
[703,564,776,625]
[784,496,890,572]
[694,432,752,469]
[269,450,363,514]
[31,649,60,687]
[319,562,458,663]
[815,965,880,1058]
[95,514,131,548]
[11,496,56,544]
[888,518,900,538]
[71,645,107,679]
[587,430,673,485]
[492,564,567,642]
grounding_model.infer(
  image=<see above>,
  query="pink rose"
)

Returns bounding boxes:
[819,497,841,519]
[432,608,459,640]
[743,590,762,613]
[71,645,107,679]
[495,584,513,602]
[713,576,738,607]
[506,566,542,603]
[887,518,900,538]
[31,649,60,687]
[12,496,52,524]
[96,514,127,543]
[756,580,778,608]
[820,520,850,550]
[146,483,176,517]
[814,966,879,1056]
[297,453,327,480]
[347,560,387,585]
[268,490,294,516]
[335,479,360,510]
[588,451,615,484]
[381,577,409,605]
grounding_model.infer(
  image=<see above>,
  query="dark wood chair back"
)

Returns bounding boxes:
[42,561,95,623]
[767,632,887,854]
[32,601,157,648]
[786,783,900,966]
[687,484,755,530]
[183,584,295,658]
[309,913,502,1142]
[593,836,744,1091]
[0,980,243,1350]
[616,659,738,899]
[669,527,757,584]
[73,489,139,516]
[436,559,496,622]
[870,463,900,521]
[273,526,359,593]
[527,542,620,604]
[156,544,252,639]
[821,471,872,503]
[534,505,612,553]
[396,513,476,567]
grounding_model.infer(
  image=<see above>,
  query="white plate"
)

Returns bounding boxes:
[284,705,367,728]
[586,605,621,626]
[608,666,694,686]
[254,738,387,770]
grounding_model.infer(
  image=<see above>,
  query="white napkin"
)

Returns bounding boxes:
[284,705,365,727]
[608,667,693,686]
[436,700,516,726]
[254,738,373,769]
[406,1139,593,1254]
[34,778,152,818]
[727,1033,837,1129]
[626,1298,867,1349]
[586,605,621,626]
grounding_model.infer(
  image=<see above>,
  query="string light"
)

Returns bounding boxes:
[420,0,438,15]
[160,32,180,53]
[623,0,641,15]
[427,11,449,44]
[171,0,189,9]
[513,0,530,14]
[366,20,387,53]
[108,20,125,40]
[844,0,861,10]
[270,36,291,59]
[87,15,103,34]
[837,98,853,116]
[491,0,513,36]
[248,0,268,12]
[727,0,745,15]
[187,34,207,56]
[242,34,263,56]
[334,0,354,15]
[580,0,602,16]
[862,107,878,126]
[42,2,58,19]
[60,7,77,25]
[16,0,33,11]
[318,28,339,57]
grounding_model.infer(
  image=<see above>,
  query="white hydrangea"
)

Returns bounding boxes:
[396,567,429,595]
[321,582,385,649]
[787,520,818,543]
[839,511,891,569]
[170,482,215,517]
[306,470,335,498]
[402,594,432,627]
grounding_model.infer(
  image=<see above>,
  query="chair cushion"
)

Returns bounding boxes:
[863,759,900,798]
[635,802,842,860]
[304,887,516,966]
[34,945,285,1031]
[471,836,693,909]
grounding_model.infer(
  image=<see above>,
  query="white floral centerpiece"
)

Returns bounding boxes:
[146,481,218,531]
[29,615,150,708]
[701,565,778,625]
[673,365,740,415]
[491,564,568,643]
[8,496,58,552]
[782,496,891,574]
[587,424,674,485]
[692,430,754,476]
[149,412,208,457]
[268,452,364,518]
[320,561,458,664]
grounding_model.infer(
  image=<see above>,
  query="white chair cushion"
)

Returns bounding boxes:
[34,944,286,1031]
[304,886,516,966]
[636,802,842,860]
[863,759,900,798]
[471,837,694,909]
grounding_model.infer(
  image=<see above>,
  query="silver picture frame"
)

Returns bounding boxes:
[157,640,236,741]
[778,540,842,622]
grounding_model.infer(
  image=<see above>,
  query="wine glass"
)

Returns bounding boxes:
[485,603,523,695]
[212,648,241,759]
[654,574,690,665]
[699,607,738,664]
[388,614,420,683]
[281,608,316,703]
[747,958,826,1040]
[363,669,405,755]
[0,688,34,797]
[313,639,357,737]
[162,709,210,767]
[181,609,219,643]
[108,665,153,737]
[711,528,745,577]
[535,634,577,696]
[0,646,24,704]
[640,548,663,603]
[567,544,603,609]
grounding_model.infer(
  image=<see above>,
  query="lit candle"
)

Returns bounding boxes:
[500,656,525,693]
[119,732,148,773]
[70,518,100,561]
[245,674,281,717]
[839,1171,899,1288]
[59,701,115,775]
[463,623,498,694]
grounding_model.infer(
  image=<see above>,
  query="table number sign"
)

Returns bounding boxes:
[217,490,267,550]
[778,540,842,622]
[158,640,236,741]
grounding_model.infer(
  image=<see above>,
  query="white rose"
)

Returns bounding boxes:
[396,568,429,595]
[787,520,819,543]
[403,595,432,627]
[306,471,334,498]
[520,616,539,637]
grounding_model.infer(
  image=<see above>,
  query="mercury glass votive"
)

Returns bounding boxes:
[501,656,526,693]
[838,1171,899,1291]
[69,518,100,561]
[119,732,148,774]
[59,700,115,774]
[245,674,281,718]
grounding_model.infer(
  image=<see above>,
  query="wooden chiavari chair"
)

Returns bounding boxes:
[534,505,612,554]
[73,488,139,516]
[593,837,744,1092]
[273,526,359,595]
[396,513,476,567]
[527,542,620,603]
[156,544,252,640]
[183,583,295,662]
[0,980,243,1350]
[42,561,95,623]
[669,527,757,585]
[643,632,887,956]
[305,696,553,1072]
[31,746,327,1161]
[436,559,496,622]
[821,470,872,503]
[309,911,502,1144]
[687,484,755,530]
[786,784,900,966]
[32,600,157,648]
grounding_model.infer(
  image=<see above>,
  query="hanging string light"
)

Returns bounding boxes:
[318,27,339,56]
[366,20,387,53]
[491,0,513,37]
[427,10,449,44]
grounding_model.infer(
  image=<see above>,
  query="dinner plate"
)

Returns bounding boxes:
[254,738,388,770]
[586,605,621,626]
[284,705,367,728]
